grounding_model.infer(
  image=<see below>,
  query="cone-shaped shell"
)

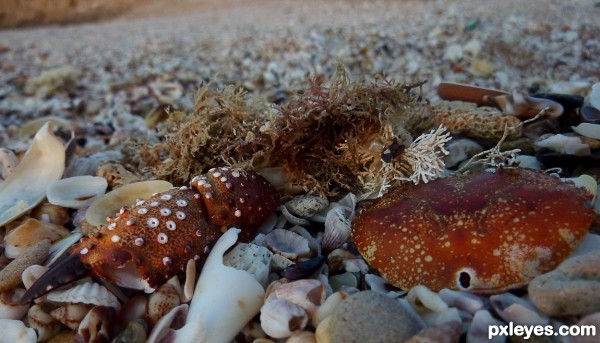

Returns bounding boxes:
[352,168,595,293]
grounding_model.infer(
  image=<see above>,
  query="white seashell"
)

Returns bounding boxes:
[22,264,49,290]
[224,243,273,288]
[256,212,278,235]
[86,179,173,226]
[322,207,351,252]
[286,331,316,343]
[535,134,590,155]
[46,281,121,310]
[562,174,598,204]
[27,303,61,342]
[590,82,600,109]
[0,319,37,342]
[50,303,92,330]
[118,295,148,332]
[76,306,116,343]
[364,274,406,298]
[438,288,487,315]
[148,81,183,104]
[570,233,600,258]
[0,122,65,227]
[310,193,357,223]
[260,299,308,339]
[489,293,549,326]
[265,229,311,260]
[572,123,600,140]
[182,259,196,303]
[285,195,329,218]
[147,228,265,343]
[4,218,70,258]
[46,231,83,266]
[266,279,326,316]
[467,310,506,343]
[271,253,295,271]
[514,155,543,170]
[147,282,181,326]
[406,285,448,314]
[0,148,19,180]
[420,307,462,326]
[0,288,30,320]
[280,205,311,226]
[312,291,348,326]
[46,175,108,209]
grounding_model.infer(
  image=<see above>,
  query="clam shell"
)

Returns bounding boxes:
[0,122,65,227]
[147,282,181,327]
[0,319,37,342]
[45,281,121,310]
[50,303,92,330]
[46,175,108,209]
[321,207,351,252]
[265,229,311,260]
[223,243,273,288]
[3,218,69,258]
[0,288,30,320]
[406,285,448,314]
[260,298,308,339]
[85,179,173,226]
[572,123,600,140]
[266,279,326,316]
[0,148,19,180]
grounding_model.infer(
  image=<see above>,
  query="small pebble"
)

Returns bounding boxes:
[405,321,462,343]
[528,250,600,316]
[318,291,425,343]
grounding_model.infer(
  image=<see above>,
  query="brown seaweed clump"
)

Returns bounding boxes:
[144,67,452,198]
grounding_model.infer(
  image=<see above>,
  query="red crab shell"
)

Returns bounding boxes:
[21,167,279,302]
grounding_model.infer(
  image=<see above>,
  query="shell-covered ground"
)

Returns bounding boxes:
[1,0,600,342]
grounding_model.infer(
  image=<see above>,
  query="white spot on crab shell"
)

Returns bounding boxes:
[147,218,160,228]
[176,199,188,207]
[150,201,160,207]
[126,219,136,226]
[134,237,144,246]
[157,233,169,244]
[80,247,89,255]
[220,176,227,183]
[119,207,126,214]
[107,223,116,231]
[194,194,201,199]
[163,256,173,266]
[160,208,172,216]
[161,194,172,201]
[136,200,146,206]
[111,235,121,243]
[166,220,176,231]
[213,172,222,178]
[138,208,148,215]
[239,197,246,204]
[176,211,186,220]
[234,209,242,218]
[232,171,240,178]
[179,186,189,190]
[204,193,213,200]
[225,182,233,189]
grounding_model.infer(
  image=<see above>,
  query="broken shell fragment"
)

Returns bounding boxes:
[352,168,595,293]
[285,195,329,218]
[45,281,121,310]
[265,229,311,260]
[321,207,352,252]
[260,298,309,339]
[85,179,173,226]
[265,279,326,316]
[50,303,92,330]
[0,319,37,342]
[0,288,30,320]
[0,122,65,227]
[27,303,62,342]
[223,242,273,288]
[4,218,68,258]
[75,305,116,343]
[30,202,70,226]
[146,281,181,327]
[572,123,600,140]
[46,175,108,209]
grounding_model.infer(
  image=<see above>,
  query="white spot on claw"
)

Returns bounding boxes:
[161,194,172,200]
[176,199,188,207]
[111,235,121,243]
[163,256,172,265]
[138,208,148,215]
[166,220,176,230]
[134,238,144,246]
[80,248,89,255]
[147,218,159,228]
[234,209,242,218]
[176,211,186,220]
[108,223,116,230]
[160,208,171,216]
[157,233,168,244]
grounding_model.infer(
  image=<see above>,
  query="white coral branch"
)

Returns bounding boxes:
[396,125,451,184]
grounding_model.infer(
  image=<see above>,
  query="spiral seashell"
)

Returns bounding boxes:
[45,281,121,310]
[321,206,351,253]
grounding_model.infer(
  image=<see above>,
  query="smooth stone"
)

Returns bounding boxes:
[405,321,462,343]
[285,195,329,218]
[562,312,600,343]
[321,291,425,343]
[443,138,483,168]
[528,250,600,316]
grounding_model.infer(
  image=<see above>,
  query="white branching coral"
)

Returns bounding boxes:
[395,125,451,184]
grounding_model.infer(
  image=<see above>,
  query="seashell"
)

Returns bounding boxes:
[28,303,62,342]
[406,285,448,314]
[112,318,148,343]
[282,256,326,280]
[4,218,69,258]
[46,231,83,266]
[65,150,123,178]
[405,321,463,343]
[489,292,549,326]
[260,298,308,339]
[285,195,329,218]
[561,174,597,203]
[85,179,173,226]
[116,295,147,333]
[312,291,349,326]
[147,281,181,327]
[147,228,265,343]
[46,175,108,209]
[467,310,506,343]
[310,193,357,223]
[438,288,487,315]
[148,81,183,104]
[266,279,326,316]
[419,307,461,327]
[271,253,295,271]
[30,202,70,226]
[535,134,590,155]
[224,243,273,288]
[0,288,30,320]
[0,148,19,180]
[514,155,543,170]
[45,281,121,310]
[0,239,50,292]
[50,303,92,330]
[443,138,484,169]
[322,207,351,252]
[75,305,116,343]
[280,205,311,226]
[285,331,316,343]
[364,274,406,298]
[18,116,72,137]
[22,264,49,291]
[0,123,65,227]
[265,229,311,259]
[590,82,600,109]
[0,319,37,342]
[572,123,600,140]
[329,272,358,292]
[570,233,600,258]
[563,312,600,343]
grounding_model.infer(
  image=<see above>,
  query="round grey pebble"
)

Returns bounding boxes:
[528,250,600,316]
[329,291,425,343]
[285,195,329,218]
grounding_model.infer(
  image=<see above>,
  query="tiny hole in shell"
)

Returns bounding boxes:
[458,271,472,289]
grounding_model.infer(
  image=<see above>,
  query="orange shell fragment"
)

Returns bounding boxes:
[352,168,595,293]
